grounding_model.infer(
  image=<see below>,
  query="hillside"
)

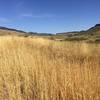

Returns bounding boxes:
[83,24,100,35]
[55,24,100,42]
[0,25,100,43]
[0,27,27,36]
[56,24,100,35]
[0,26,52,37]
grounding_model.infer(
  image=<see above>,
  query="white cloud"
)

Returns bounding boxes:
[20,14,33,17]
[20,13,54,18]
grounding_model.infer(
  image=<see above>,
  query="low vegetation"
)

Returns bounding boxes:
[53,24,100,42]
[0,36,100,100]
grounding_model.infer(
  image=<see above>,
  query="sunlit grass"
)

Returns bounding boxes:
[0,36,100,100]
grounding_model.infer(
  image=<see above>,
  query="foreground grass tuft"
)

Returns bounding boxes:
[0,36,100,100]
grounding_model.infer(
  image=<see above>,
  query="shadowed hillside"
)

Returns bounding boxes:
[0,27,52,37]
[0,27,26,36]
[85,24,100,35]
[55,24,100,42]
[0,25,100,43]
[56,24,100,35]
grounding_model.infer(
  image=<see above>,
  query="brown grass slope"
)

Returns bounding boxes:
[86,24,100,35]
[0,28,26,36]
[56,24,100,35]
[0,36,100,100]
[53,24,100,42]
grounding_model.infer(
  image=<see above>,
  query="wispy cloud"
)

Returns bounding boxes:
[0,17,10,23]
[20,14,34,17]
[20,13,55,18]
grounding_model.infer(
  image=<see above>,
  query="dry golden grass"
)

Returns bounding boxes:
[0,36,100,100]
[0,29,26,36]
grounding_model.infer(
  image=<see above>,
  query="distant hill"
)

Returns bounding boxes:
[82,24,100,35]
[55,24,100,43]
[0,25,100,43]
[0,26,52,36]
[0,26,27,36]
[0,26,26,33]
[56,24,100,36]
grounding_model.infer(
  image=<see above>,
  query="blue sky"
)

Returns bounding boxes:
[0,0,100,33]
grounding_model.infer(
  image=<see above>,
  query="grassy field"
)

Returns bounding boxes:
[0,36,100,100]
